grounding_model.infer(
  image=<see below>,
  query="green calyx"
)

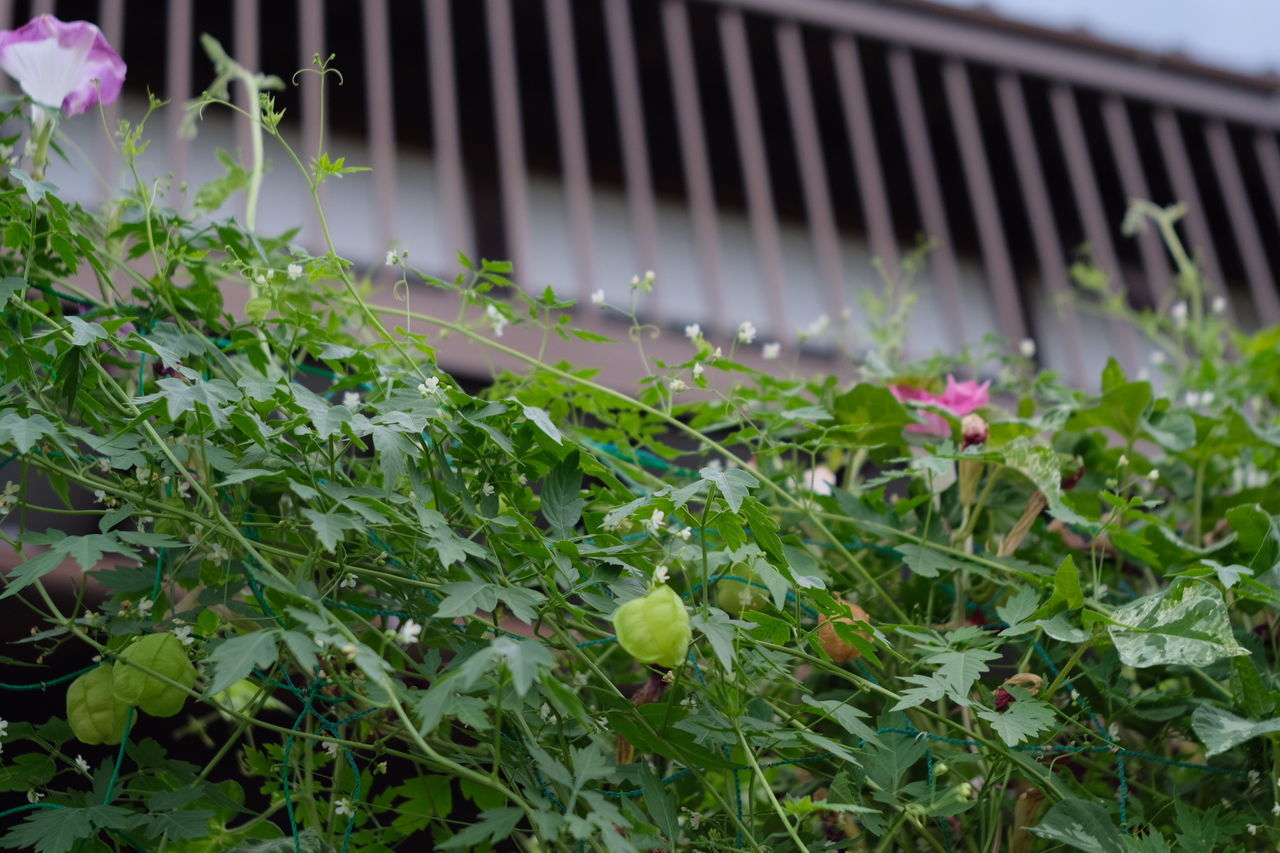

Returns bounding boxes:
[612,584,691,669]
[66,666,131,746]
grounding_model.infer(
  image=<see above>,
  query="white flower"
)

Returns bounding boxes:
[1184,391,1201,407]
[342,391,361,410]
[761,342,781,361]
[322,741,339,757]
[1018,338,1037,358]
[517,473,527,486]
[26,790,43,804]
[135,598,154,615]
[1272,802,1280,817]
[485,304,507,337]
[173,624,194,646]
[1247,825,1257,836]
[396,619,422,646]
[340,643,358,661]
[74,754,90,773]
[1201,391,1215,405]
[1117,455,1129,468]
[481,482,495,496]
[254,273,267,286]
[1171,301,1188,327]
[1150,350,1167,366]
[684,323,701,340]
[339,574,358,590]
[711,346,723,361]
[0,717,8,737]
[692,362,704,379]
[678,527,692,541]
[1211,295,1227,315]
[385,250,396,266]
[799,315,829,340]
[334,798,353,817]
[1147,469,1160,482]
[654,565,670,585]
[669,377,687,393]
[645,510,665,534]
[737,321,757,344]
[418,376,440,396]
[590,289,605,305]
[287,263,303,281]
[803,466,837,496]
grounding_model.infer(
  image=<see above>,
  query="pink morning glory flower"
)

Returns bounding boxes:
[0,15,125,116]
[891,374,991,436]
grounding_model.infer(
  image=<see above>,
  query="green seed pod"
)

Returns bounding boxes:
[715,567,768,616]
[66,666,131,745]
[113,633,197,718]
[613,584,691,668]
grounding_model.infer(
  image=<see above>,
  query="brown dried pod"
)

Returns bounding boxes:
[818,600,872,663]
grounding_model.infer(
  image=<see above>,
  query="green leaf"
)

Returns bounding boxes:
[0,412,57,454]
[976,693,1055,746]
[1190,703,1280,757]
[64,316,107,346]
[0,276,26,303]
[831,383,912,446]
[1108,578,1248,668]
[542,451,585,537]
[135,377,242,429]
[0,549,65,600]
[920,647,1001,705]
[996,587,1040,636]
[438,807,522,849]
[0,806,96,853]
[299,509,361,553]
[897,544,967,579]
[699,465,758,514]
[1069,379,1152,442]
[1030,798,1126,852]
[434,581,499,619]
[1002,438,1092,527]
[1052,556,1084,610]
[206,632,279,696]
[520,404,562,444]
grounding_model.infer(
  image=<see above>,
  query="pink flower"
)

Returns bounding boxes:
[0,15,125,116]
[891,375,990,437]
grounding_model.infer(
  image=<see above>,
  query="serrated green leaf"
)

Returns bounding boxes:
[1030,798,1126,852]
[0,412,57,454]
[1108,578,1248,668]
[977,694,1055,745]
[206,632,279,696]
[700,465,758,513]
[542,451,584,537]
[520,404,562,444]
[299,509,361,553]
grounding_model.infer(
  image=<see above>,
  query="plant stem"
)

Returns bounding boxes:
[736,728,811,853]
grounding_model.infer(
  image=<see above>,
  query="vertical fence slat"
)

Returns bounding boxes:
[1048,83,1139,370]
[362,0,398,254]
[661,0,726,332]
[97,0,124,197]
[1251,131,1280,285]
[995,71,1085,381]
[31,0,52,17]
[1101,95,1174,303]
[719,9,789,337]
[942,58,1025,344]
[165,0,193,201]
[604,0,661,305]
[777,21,847,326]
[486,0,532,283]
[298,0,326,247]
[546,0,597,304]
[426,0,469,266]
[1152,107,1226,293]
[1204,120,1280,324]
[234,0,258,187]
[886,47,966,351]
[831,35,899,284]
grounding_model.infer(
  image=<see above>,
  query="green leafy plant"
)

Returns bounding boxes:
[0,34,1278,853]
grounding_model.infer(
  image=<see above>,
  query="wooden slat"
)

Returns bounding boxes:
[995,71,1085,381]
[97,0,125,196]
[941,58,1025,343]
[831,35,899,282]
[1152,107,1227,292]
[719,8,789,335]
[604,0,661,305]
[661,0,727,331]
[777,21,847,325]
[165,0,194,199]
[1204,120,1280,324]
[298,0,326,246]
[1251,132,1280,281]
[1101,96,1174,303]
[362,0,398,252]
[486,0,533,282]
[426,0,470,265]
[1048,83,1140,370]
[546,0,598,303]
[234,0,258,181]
[886,46,965,350]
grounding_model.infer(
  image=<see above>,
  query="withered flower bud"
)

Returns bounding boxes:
[960,413,989,449]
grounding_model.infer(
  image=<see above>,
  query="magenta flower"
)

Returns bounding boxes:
[891,375,991,436]
[0,15,125,116]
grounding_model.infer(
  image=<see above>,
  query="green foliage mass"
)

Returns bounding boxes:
[1,47,1279,853]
